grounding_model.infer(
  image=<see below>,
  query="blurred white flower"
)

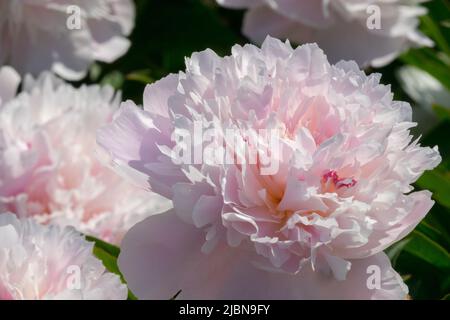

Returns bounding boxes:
[0,212,127,300]
[0,67,171,244]
[0,213,128,300]
[0,0,135,80]
[397,66,450,133]
[398,66,450,111]
[217,0,433,67]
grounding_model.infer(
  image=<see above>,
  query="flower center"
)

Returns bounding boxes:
[321,170,357,193]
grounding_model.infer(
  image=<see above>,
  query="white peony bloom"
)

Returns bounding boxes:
[217,0,433,67]
[0,212,127,300]
[0,68,171,244]
[397,66,450,133]
[0,0,135,80]
[98,37,440,299]
[398,66,450,111]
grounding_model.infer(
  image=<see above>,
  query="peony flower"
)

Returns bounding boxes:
[0,68,171,244]
[398,66,450,111]
[397,66,450,133]
[0,212,127,300]
[98,37,441,299]
[0,0,135,80]
[217,0,433,68]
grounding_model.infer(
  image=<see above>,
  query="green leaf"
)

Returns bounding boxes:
[416,220,450,250]
[403,231,450,271]
[432,104,450,120]
[89,63,102,82]
[422,203,450,243]
[101,71,125,90]
[423,0,450,52]
[421,15,450,55]
[395,251,447,300]
[85,235,120,258]
[401,49,450,92]
[85,236,137,300]
[441,276,450,295]
[416,169,450,210]
[92,246,122,276]
[126,69,154,84]
[386,238,411,268]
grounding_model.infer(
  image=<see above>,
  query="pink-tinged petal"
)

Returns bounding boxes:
[240,1,432,67]
[334,191,435,259]
[0,0,135,80]
[98,101,155,166]
[0,66,20,104]
[87,0,134,63]
[97,101,187,198]
[118,209,207,299]
[108,0,136,35]
[0,213,127,300]
[192,195,223,228]
[243,6,301,47]
[267,0,331,28]
[143,74,179,117]
[17,25,92,80]
[97,101,156,189]
[277,176,328,212]
[304,16,428,67]
[299,252,408,300]
[92,36,131,64]
[217,0,263,8]
[119,210,406,299]
[172,181,217,225]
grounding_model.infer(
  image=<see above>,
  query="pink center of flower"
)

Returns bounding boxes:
[321,170,357,193]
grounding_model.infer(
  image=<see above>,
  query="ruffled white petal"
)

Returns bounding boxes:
[0,213,127,300]
[119,210,407,299]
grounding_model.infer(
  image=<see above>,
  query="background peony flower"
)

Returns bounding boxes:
[0,68,171,244]
[0,0,135,80]
[98,37,440,299]
[398,66,450,110]
[0,212,127,300]
[0,66,20,104]
[397,65,450,133]
[217,0,433,68]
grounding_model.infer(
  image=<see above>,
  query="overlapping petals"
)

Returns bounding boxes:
[217,0,433,67]
[0,0,135,80]
[0,212,127,300]
[99,37,440,299]
[0,68,170,244]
